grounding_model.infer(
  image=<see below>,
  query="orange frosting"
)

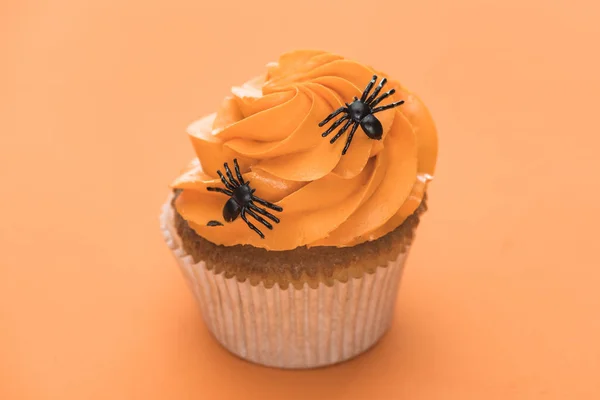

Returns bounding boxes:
[171,50,438,250]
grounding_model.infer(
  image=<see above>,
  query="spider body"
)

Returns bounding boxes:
[223,184,253,222]
[347,99,383,140]
[319,75,405,155]
[206,159,283,239]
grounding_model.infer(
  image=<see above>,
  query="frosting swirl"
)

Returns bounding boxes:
[171,50,438,250]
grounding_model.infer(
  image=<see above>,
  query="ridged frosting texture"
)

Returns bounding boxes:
[172,50,438,250]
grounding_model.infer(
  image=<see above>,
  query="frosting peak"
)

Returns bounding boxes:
[172,50,438,250]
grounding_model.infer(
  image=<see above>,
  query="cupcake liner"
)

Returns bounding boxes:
[160,199,411,369]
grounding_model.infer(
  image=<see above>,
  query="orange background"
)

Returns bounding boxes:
[1,0,599,399]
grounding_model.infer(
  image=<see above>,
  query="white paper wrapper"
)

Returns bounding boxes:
[160,200,411,369]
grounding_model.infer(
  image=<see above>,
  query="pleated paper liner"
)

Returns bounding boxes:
[161,200,411,369]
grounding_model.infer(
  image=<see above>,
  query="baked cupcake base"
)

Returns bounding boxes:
[160,194,424,369]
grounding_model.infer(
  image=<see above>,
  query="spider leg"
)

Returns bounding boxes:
[342,122,360,155]
[372,100,405,114]
[246,208,273,230]
[321,115,349,137]
[233,159,245,184]
[223,162,239,186]
[251,196,283,212]
[318,106,347,127]
[361,75,377,102]
[329,119,354,144]
[241,209,265,239]
[249,203,280,223]
[207,187,234,196]
[217,170,236,191]
[365,77,388,104]
[369,88,396,108]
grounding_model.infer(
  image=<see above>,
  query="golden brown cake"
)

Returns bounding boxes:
[171,189,427,289]
[160,50,438,368]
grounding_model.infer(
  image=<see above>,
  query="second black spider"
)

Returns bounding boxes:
[319,75,405,155]
[206,159,283,239]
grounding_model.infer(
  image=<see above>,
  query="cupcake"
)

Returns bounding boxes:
[160,50,438,368]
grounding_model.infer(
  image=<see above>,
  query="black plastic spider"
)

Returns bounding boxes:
[206,159,283,239]
[319,75,405,155]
